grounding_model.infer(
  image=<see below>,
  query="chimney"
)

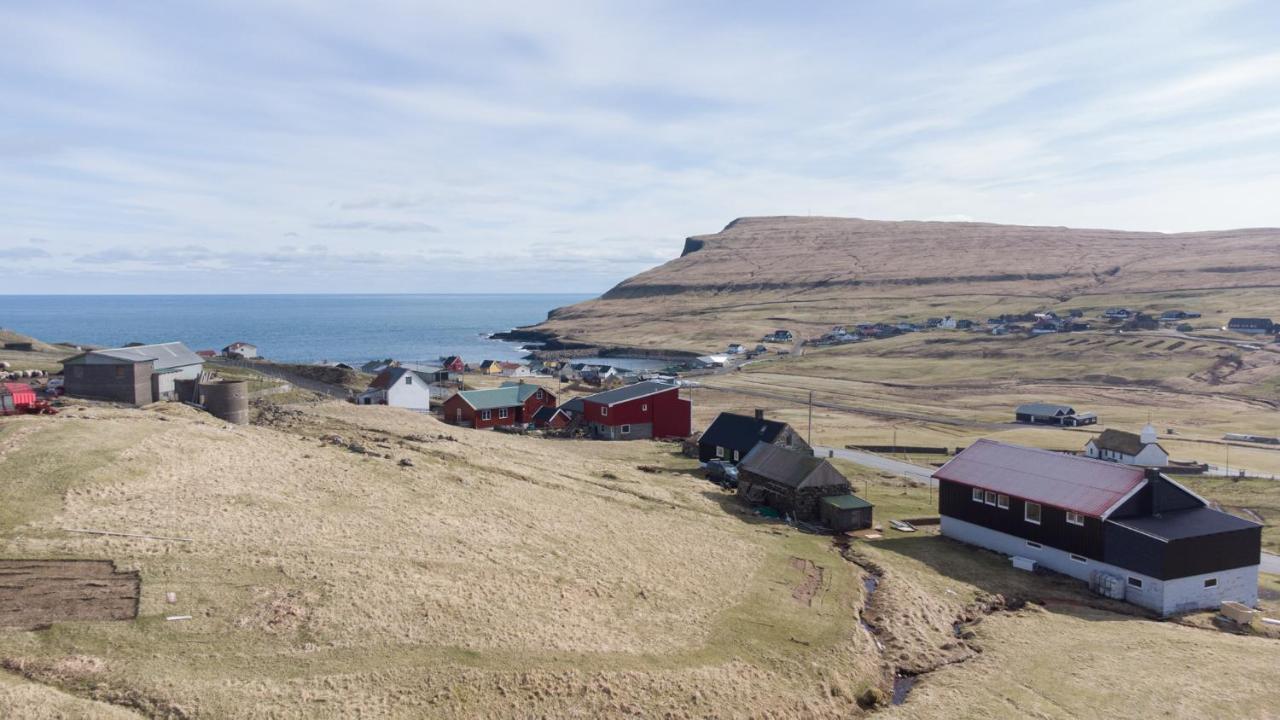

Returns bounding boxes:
[755,409,764,421]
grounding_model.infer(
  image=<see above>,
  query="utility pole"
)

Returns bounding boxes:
[807,390,813,446]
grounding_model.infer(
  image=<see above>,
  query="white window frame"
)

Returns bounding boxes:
[641,403,648,411]
[1025,540,1042,549]
[1065,510,1085,526]
[1203,578,1217,588]
[536,389,543,399]
[601,406,608,417]
[984,490,997,506]
[1024,501,1042,525]
[997,494,1009,509]
[972,487,983,503]
[498,407,509,419]
[621,424,631,435]
[480,409,491,421]
[732,449,740,462]
[1069,554,1088,564]
[1127,576,1144,589]
[716,446,725,459]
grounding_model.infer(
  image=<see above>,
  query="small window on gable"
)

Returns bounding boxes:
[732,450,740,462]
[716,446,725,458]
[984,490,996,506]
[642,403,648,411]
[997,494,1009,509]
[1025,540,1042,549]
[1066,510,1085,526]
[115,366,125,379]
[1024,501,1041,525]
[1127,577,1144,589]
[1204,578,1217,589]
[972,488,983,503]
[601,406,608,417]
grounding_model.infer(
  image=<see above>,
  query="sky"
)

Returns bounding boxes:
[3,0,1280,294]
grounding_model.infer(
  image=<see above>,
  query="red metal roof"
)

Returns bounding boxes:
[933,439,1146,517]
[3,382,36,407]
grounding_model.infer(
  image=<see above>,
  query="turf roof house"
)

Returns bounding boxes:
[62,342,204,405]
[935,440,1261,616]
[579,380,691,440]
[1014,402,1098,426]
[441,382,556,430]
[356,367,433,412]
[737,443,872,530]
[698,410,810,463]
[1084,425,1169,467]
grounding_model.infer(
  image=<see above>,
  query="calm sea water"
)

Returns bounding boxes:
[0,294,595,365]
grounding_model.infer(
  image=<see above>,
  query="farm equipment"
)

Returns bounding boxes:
[1,382,58,416]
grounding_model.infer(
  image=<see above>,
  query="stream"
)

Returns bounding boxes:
[857,569,916,705]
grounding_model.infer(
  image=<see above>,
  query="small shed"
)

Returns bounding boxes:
[819,494,874,532]
[2,382,37,414]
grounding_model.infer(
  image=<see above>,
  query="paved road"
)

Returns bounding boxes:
[813,445,938,486]
[1262,552,1280,575]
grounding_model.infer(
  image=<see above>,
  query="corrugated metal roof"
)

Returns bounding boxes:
[740,443,847,490]
[933,439,1145,517]
[453,384,544,411]
[1015,402,1075,417]
[581,380,678,407]
[64,342,203,370]
[821,494,872,510]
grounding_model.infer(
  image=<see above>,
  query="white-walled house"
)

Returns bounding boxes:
[222,341,259,359]
[356,367,433,412]
[1084,424,1169,467]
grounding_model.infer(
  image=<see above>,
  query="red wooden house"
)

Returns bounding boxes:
[440,356,466,373]
[579,381,691,440]
[440,382,555,430]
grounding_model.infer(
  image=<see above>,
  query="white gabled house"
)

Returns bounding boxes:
[356,367,433,413]
[1084,424,1169,467]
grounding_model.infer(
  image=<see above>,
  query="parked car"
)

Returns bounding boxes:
[703,459,739,487]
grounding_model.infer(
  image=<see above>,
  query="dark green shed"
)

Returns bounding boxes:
[819,494,874,532]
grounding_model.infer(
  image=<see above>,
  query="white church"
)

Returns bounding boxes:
[1084,423,1170,467]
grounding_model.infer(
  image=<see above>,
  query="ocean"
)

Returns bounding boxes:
[0,294,598,365]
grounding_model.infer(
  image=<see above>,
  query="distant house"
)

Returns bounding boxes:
[579,380,690,440]
[727,343,745,355]
[935,440,1261,616]
[939,316,957,330]
[1160,310,1200,321]
[955,319,975,330]
[1103,308,1132,320]
[1084,425,1169,467]
[478,360,503,375]
[440,356,465,373]
[696,355,728,368]
[195,350,217,359]
[532,405,571,430]
[1014,402,1097,426]
[698,410,810,464]
[1226,318,1274,335]
[222,341,258,359]
[764,329,793,342]
[500,363,535,378]
[737,443,869,527]
[356,367,433,412]
[361,359,397,374]
[63,342,204,405]
[441,382,555,430]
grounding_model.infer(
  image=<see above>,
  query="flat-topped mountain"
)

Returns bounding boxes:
[523,216,1280,352]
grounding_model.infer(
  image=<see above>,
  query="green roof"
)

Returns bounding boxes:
[821,494,873,510]
[455,384,543,411]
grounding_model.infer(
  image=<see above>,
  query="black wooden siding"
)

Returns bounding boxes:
[1104,524,1261,580]
[938,480,1105,559]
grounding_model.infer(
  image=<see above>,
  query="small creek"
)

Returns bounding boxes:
[858,569,915,705]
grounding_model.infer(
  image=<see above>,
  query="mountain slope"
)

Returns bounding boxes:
[526,216,1280,352]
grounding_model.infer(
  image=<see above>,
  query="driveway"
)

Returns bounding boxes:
[813,445,937,486]
[1262,552,1280,575]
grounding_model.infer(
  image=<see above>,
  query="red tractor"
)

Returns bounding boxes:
[1,382,58,416]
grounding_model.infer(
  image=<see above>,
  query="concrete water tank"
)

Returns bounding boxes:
[201,379,249,424]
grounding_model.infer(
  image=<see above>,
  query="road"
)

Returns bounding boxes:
[813,445,938,486]
[213,359,351,400]
[1262,552,1280,575]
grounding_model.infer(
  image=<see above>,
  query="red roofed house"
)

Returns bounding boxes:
[440,356,465,373]
[579,380,691,440]
[935,439,1261,616]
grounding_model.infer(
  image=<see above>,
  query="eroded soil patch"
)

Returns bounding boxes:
[0,560,139,630]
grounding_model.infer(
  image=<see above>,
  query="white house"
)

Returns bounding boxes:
[356,367,433,412]
[1084,424,1169,467]
[939,316,957,330]
[222,341,259,359]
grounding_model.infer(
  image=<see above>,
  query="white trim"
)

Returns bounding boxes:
[620,424,631,435]
[1024,501,1042,525]
[984,490,997,506]
[972,487,983,503]
[997,494,1009,509]
[480,409,491,421]
[1101,479,1150,520]
[1066,510,1085,526]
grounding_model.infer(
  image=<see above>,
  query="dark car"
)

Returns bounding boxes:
[703,459,739,487]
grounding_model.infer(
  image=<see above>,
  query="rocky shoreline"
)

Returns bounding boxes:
[490,328,698,362]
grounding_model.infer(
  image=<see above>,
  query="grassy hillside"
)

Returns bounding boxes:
[524,217,1280,352]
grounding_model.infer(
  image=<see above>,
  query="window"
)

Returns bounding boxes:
[115,366,126,379]
[498,408,508,419]
[1204,578,1218,589]
[984,490,997,506]
[642,403,648,411]
[456,409,462,421]
[732,450,740,462]
[1025,541,1042,549]
[405,375,412,384]
[997,494,1009,509]
[536,389,544,399]
[972,488,983,503]
[1127,577,1144,589]
[1024,501,1041,525]
[480,409,491,421]
[1070,554,1088,564]
[716,446,725,458]
[621,424,631,435]
[601,406,608,417]
[1066,510,1085,526]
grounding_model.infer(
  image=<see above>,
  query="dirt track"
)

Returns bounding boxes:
[0,560,139,630]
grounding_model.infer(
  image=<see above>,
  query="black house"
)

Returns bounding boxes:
[698,410,809,463]
[935,440,1260,616]
[1226,317,1274,335]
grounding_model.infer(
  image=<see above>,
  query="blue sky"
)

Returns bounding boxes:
[3,0,1279,293]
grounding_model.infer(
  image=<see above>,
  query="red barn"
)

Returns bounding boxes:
[441,382,555,429]
[441,356,466,373]
[580,381,691,440]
